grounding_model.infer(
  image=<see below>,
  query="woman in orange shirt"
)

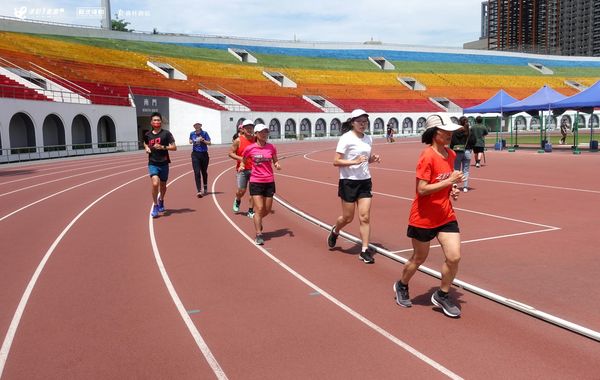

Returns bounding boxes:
[393,114,465,318]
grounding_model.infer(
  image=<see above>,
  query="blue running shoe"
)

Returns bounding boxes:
[157,198,165,213]
[151,205,160,218]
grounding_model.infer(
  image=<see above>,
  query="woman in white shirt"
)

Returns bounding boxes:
[327,109,381,264]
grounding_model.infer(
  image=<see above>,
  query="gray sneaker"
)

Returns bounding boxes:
[393,281,412,308]
[431,290,461,317]
[255,234,264,245]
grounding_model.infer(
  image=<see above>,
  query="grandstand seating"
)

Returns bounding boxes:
[0,73,51,101]
[0,30,599,113]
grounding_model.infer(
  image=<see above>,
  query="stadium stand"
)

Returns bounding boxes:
[0,30,592,113]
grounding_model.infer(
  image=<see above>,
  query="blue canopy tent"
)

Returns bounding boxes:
[463,90,519,149]
[501,85,567,151]
[463,89,519,114]
[550,80,600,151]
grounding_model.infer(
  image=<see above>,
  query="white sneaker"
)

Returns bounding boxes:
[475,163,481,168]
[463,187,469,193]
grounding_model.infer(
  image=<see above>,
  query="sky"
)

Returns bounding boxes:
[0,0,483,47]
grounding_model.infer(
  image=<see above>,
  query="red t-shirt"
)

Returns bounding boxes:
[408,147,457,228]
[236,135,254,170]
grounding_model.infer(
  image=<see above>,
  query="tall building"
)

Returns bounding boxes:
[475,0,600,56]
[559,0,600,56]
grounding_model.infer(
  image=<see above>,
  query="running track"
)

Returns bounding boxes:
[0,140,598,379]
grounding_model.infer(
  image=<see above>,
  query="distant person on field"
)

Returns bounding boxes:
[471,116,488,167]
[560,119,570,145]
[229,119,256,217]
[450,116,476,192]
[143,112,177,218]
[189,122,211,197]
[393,114,465,318]
[386,123,395,143]
[327,109,381,264]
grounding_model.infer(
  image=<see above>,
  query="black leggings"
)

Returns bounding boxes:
[191,151,209,192]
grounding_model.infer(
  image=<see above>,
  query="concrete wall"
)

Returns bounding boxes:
[168,98,223,145]
[0,97,137,150]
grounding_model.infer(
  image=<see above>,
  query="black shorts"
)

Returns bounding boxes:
[338,178,372,203]
[473,146,485,154]
[407,221,460,242]
[249,182,276,197]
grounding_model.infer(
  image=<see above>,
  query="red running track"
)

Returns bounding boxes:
[0,140,599,379]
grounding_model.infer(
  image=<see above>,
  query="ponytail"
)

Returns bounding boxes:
[340,118,353,135]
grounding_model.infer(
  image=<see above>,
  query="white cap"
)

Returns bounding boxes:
[254,123,269,133]
[426,114,462,132]
[241,119,254,127]
[350,109,369,120]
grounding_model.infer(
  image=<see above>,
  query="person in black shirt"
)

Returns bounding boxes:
[143,112,177,218]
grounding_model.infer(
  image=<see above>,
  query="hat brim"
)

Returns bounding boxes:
[437,124,462,132]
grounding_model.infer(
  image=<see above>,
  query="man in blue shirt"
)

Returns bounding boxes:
[189,122,211,197]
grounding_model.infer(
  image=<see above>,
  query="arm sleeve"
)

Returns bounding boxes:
[335,135,347,154]
[415,153,432,182]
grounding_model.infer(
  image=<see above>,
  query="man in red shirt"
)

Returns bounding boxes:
[394,114,465,317]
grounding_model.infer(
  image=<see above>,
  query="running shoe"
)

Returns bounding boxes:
[463,187,469,193]
[157,198,165,213]
[475,163,481,168]
[196,192,203,198]
[393,281,412,308]
[203,188,208,196]
[327,226,338,248]
[359,248,375,264]
[233,198,241,213]
[431,290,461,317]
[255,234,264,245]
[151,204,160,218]
[247,209,255,218]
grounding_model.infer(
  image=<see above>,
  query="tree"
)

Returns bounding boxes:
[111,15,132,32]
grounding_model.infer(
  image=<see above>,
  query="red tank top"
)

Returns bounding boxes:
[236,135,254,170]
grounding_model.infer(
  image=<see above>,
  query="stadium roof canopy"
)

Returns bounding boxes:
[463,90,519,114]
[501,85,567,115]
[550,80,600,114]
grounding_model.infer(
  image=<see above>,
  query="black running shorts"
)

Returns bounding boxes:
[249,181,276,197]
[407,220,460,242]
[338,178,372,203]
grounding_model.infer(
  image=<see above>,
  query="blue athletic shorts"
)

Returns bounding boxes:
[148,164,169,182]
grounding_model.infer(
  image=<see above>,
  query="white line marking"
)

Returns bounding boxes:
[0,175,145,378]
[302,154,600,194]
[274,196,600,342]
[0,157,233,378]
[0,158,232,222]
[211,168,463,380]
[277,173,559,230]
[148,163,231,380]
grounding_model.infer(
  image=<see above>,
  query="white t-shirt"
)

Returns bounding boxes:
[336,131,373,180]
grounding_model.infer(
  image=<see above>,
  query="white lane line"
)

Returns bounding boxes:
[277,173,560,230]
[0,157,232,378]
[0,175,145,378]
[148,162,232,380]
[302,154,600,194]
[211,168,463,380]
[274,196,600,342]
[0,157,186,198]
[0,157,231,222]
[0,156,143,186]
[388,227,560,254]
